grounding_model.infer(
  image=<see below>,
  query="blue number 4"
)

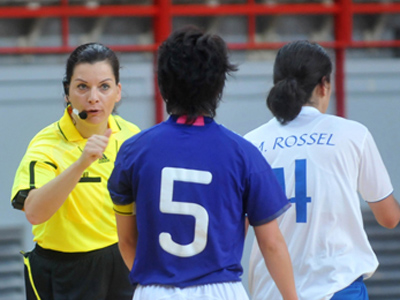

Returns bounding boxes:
[272,159,311,223]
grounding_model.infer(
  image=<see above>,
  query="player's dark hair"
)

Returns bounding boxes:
[63,42,120,96]
[157,25,238,124]
[267,40,332,125]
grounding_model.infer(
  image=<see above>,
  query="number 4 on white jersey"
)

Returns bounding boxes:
[273,159,311,223]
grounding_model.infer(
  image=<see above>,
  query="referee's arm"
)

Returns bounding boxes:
[25,130,111,224]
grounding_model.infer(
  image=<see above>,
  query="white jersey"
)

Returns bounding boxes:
[245,106,393,300]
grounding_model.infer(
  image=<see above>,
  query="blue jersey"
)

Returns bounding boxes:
[108,115,290,288]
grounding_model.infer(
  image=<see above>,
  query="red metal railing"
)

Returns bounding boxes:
[1,0,399,123]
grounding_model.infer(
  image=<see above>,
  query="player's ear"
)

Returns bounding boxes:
[317,77,329,97]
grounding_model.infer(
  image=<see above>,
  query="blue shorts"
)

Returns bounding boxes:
[331,277,369,300]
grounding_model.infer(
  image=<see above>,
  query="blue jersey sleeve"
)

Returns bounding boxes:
[108,143,134,208]
[245,151,291,226]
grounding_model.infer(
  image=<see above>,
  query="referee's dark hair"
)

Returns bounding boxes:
[157,25,238,124]
[63,43,120,97]
[267,40,332,125]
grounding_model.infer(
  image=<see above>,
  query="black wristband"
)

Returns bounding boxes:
[11,189,31,210]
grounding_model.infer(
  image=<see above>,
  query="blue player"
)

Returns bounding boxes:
[108,25,298,300]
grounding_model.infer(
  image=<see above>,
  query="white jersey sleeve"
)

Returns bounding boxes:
[358,130,393,202]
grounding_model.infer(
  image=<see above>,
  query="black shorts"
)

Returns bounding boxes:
[22,243,135,300]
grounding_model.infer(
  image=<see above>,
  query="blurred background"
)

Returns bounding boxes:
[1,0,400,299]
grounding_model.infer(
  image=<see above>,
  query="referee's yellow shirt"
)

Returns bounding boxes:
[11,109,140,252]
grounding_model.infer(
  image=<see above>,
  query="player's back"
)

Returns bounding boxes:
[121,115,268,288]
[245,106,383,299]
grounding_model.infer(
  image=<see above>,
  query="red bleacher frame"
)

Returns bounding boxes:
[1,0,399,123]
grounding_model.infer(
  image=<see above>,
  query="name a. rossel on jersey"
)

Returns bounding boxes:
[259,133,335,152]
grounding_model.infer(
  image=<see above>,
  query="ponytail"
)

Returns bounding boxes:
[266,40,332,125]
[267,77,308,125]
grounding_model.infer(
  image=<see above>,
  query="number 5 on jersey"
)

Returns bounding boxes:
[159,167,211,257]
[272,159,311,223]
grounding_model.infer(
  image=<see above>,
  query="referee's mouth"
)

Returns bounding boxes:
[87,109,101,115]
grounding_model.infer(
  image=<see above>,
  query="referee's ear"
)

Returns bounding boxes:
[62,77,69,98]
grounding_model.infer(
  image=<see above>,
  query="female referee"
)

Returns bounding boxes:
[245,40,400,300]
[11,42,140,300]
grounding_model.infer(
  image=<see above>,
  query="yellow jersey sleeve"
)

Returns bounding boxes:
[11,144,58,201]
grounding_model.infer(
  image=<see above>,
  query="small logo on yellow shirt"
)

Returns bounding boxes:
[80,172,101,182]
[98,154,110,164]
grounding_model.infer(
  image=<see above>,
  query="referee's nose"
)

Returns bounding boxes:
[88,87,100,104]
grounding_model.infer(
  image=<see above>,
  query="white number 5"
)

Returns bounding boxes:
[159,167,211,257]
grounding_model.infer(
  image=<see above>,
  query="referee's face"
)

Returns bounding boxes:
[68,61,121,125]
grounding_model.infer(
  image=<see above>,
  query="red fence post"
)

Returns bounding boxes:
[153,0,172,124]
[61,0,69,47]
[334,0,352,118]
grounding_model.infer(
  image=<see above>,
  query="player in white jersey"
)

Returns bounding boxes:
[245,40,400,300]
[108,26,298,300]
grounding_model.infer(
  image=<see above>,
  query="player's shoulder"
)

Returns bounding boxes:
[243,119,277,144]
[216,123,268,161]
[119,121,163,151]
[323,113,369,135]
[218,124,254,146]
